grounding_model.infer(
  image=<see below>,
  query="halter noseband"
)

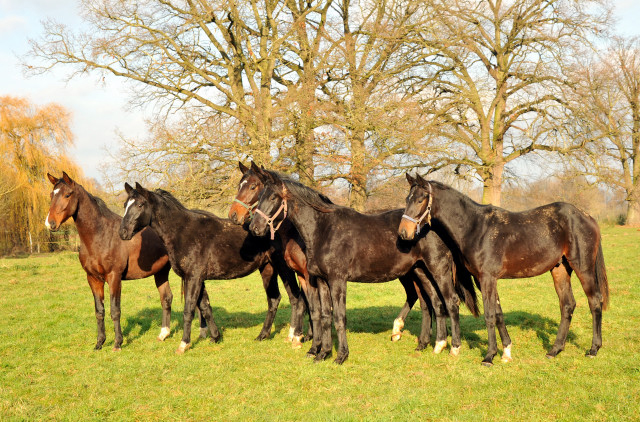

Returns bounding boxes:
[254,185,288,240]
[233,198,258,220]
[401,182,432,235]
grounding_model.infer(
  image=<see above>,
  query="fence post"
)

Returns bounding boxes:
[29,232,33,254]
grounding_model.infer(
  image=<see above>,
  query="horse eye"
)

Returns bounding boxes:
[65,193,72,198]
[250,184,257,190]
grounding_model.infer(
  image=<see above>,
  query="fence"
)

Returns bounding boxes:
[0,228,79,256]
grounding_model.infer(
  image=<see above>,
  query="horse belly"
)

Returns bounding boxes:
[502,245,562,278]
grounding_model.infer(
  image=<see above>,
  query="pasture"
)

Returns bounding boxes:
[0,226,639,420]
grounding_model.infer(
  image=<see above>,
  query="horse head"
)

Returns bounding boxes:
[119,182,153,240]
[228,161,263,225]
[398,172,432,241]
[45,171,80,231]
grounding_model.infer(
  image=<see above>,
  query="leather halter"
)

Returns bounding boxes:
[232,198,257,220]
[254,185,288,240]
[401,182,432,235]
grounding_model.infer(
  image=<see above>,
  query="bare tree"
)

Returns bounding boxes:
[413,0,611,205]
[27,0,323,165]
[569,36,640,225]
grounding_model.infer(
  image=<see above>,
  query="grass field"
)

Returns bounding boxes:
[0,226,639,420]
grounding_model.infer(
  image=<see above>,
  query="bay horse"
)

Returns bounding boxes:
[45,172,175,350]
[119,182,304,354]
[248,168,479,364]
[398,173,610,366]
[228,161,432,349]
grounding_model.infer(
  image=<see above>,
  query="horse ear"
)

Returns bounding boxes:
[62,171,75,186]
[415,173,428,187]
[47,173,58,185]
[239,161,249,174]
[405,172,416,186]
[124,183,134,195]
[250,161,261,173]
[264,170,280,185]
[135,182,150,198]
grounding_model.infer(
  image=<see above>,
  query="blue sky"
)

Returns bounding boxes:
[1,0,640,184]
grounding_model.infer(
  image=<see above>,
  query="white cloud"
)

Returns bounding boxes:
[0,15,26,34]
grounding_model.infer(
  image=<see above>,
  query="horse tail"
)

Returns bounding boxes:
[453,258,480,317]
[595,240,609,311]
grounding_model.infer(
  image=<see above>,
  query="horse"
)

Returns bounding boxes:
[45,172,175,350]
[228,161,432,348]
[119,182,304,354]
[398,173,610,366]
[248,168,479,364]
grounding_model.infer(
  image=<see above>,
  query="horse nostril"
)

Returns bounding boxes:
[231,212,237,223]
[400,228,407,239]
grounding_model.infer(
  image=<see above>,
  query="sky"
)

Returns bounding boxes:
[1,0,640,185]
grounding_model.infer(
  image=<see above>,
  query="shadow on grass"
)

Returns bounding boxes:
[122,304,296,346]
[122,303,576,356]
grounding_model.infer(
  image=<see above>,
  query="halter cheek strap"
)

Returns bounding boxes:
[233,198,257,219]
[401,182,432,235]
[254,185,288,240]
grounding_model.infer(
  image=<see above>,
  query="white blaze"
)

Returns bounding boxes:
[44,212,51,229]
[124,199,135,216]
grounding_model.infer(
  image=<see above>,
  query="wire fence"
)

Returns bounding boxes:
[0,228,79,256]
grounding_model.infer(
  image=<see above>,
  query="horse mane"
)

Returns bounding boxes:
[152,189,217,217]
[261,169,339,213]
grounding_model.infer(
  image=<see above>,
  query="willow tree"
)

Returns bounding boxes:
[415,0,610,205]
[0,96,82,253]
[570,37,640,225]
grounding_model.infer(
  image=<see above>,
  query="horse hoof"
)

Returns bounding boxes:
[199,328,209,339]
[334,354,348,365]
[157,327,171,342]
[254,333,268,342]
[113,346,122,352]
[291,336,303,350]
[450,346,460,357]
[433,340,447,354]
[481,360,494,367]
[175,341,191,354]
[390,333,402,342]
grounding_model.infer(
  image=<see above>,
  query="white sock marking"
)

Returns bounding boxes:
[434,340,447,354]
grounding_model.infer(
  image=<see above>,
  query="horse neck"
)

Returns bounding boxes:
[73,187,116,248]
[431,184,484,252]
[284,197,323,252]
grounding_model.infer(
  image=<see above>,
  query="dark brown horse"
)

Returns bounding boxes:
[399,173,610,366]
[45,172,175,350]
[119,183,304,354]
[249,169,479,364]
[228,162,431,346]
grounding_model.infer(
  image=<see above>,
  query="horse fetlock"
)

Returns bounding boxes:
[501,344,513,363]
[285,326,295,342]
[433,340,447,354]
[176,341,191,354]
[157,327,171,341]
[391,318,405,342]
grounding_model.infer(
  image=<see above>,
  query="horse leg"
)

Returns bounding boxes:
[571,266,603,357]
[495,293,512,362]
[480,277,499,366]
[106,273,123,351]
[177,276,202,354]
[314,278,333,362]
[297,273,313,342]
[304,275,323,358]
[87,275,106,350]
[413,268,448,353]
[273,257,305,348]
[547,261,576,358]
[256,263,281,341]
[197,284,222,343]
[154,264,173,341]
[329,279,349,365]
[392,276,418,342]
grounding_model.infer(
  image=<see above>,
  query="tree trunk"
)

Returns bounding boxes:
[480,162,504,206]
[348,131,368,211]
[294,128,316,187]
[626,193,640,226]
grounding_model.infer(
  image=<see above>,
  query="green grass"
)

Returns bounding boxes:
[1,226,639,420]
